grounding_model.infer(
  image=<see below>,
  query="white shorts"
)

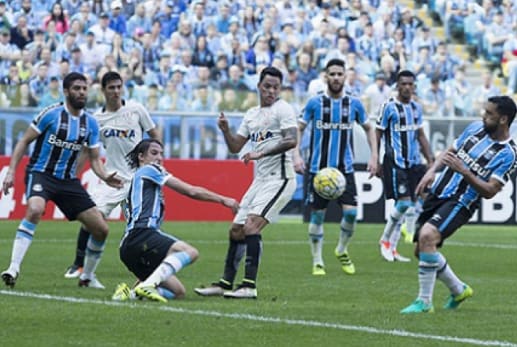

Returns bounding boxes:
[234,178,296,224]
[91,180,131,217]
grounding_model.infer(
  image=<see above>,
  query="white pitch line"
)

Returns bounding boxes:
[0,238,516,250]
[0,290,516,347]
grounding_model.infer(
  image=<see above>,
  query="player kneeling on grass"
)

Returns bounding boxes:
[112,139,239,302]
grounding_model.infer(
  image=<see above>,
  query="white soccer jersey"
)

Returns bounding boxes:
[95,99,156,180]
[237,99,297,179]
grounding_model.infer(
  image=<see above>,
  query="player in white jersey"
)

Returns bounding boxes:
[194,66,298,299]
[65,71,161,287]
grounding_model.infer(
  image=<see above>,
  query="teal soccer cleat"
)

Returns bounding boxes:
[400,299,435,314]
[444,284,473,310]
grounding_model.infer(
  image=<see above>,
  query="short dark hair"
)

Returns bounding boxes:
[325,58,345,71]
[126,139,163,169]
[259,66,283,84]
[396,69,416,82]
[488,95,517,125]
[63,72,86,90]
[101,71,123,88]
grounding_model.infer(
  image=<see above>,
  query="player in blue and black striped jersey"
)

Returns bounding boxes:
[375,70,434,263]
[1,72,123,289]
[401,96,517,314]
[293,58,379,276]
[117,139,239,302]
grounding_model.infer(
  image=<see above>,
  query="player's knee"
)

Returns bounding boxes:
[395,199,413,214]
[417,227,440,250]
[26,204,45,221]
[342,209,357,224]
[186,246,199,263]
[229,224,245,240]
[310,210,325,225]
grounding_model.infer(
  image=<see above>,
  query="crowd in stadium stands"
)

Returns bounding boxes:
[0,0,514,117]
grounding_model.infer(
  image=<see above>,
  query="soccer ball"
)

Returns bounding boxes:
[313,167,346,200]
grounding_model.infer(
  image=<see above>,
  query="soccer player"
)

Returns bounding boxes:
[401,96,517,313]
[376,70,434,262]
[293,58,378,276]
[115,139,239,302]
[63,71,160,288]
[194,66,298,299]
[1,72,123,288]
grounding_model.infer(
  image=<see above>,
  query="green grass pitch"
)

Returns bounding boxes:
[0,220,516,347]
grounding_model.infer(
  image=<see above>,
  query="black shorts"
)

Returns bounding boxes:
[382,156,427,200]
[414,194,472,247]
[307,172,357,210]
[25,171,95,221]
[119,228,178,281]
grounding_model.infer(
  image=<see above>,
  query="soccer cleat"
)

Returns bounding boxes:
[78,275,105,289]
[400,299,435,314]
[223,285,258,299]
[312,264,326,276]
[392,250,411,262]
[400,223,414,244]
[335,250,356,275]
[64,264,83,279]
[380,241,394,262]
[135,284,167,303]
[194,284,226,297]
[444,284,473,310]
[112,282,132,301]
[1,269,18,288]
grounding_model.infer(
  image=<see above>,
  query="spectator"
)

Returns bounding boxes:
[55,32,77,62]
[108,0,127,36]
[242,5,259,43]
[88,11,116,54]
[362,71,392,116]
[373,8,396,42]
[210,54,229,86]
[431,41,462,81]
[344,66,365,97]
[38,75,62,107]
[422,75,447,117]
[149,19,166,50]
[0,27,20,76]
[0,62,21,102]
[192,35,215,68]
[0,1,13,32]
[13,0,38,31]
[78,31,105,77]
[218,88,242,112]
[190,1,208,38]
[15,48,32,82]
[70,2,97,33]
[484,9,511,65]
[126,3,151,38]
[158,79,188,111]
[34,46,60,78]
[44,20,63,54]
[170,19,195,51]
[28,63,49,106]
[221,16,248,57]
[191,84,217,112]
[43,2,69,34]
[110,33,129,68]
[471,70,501,112]
[294,51,318,94]
[444,66,471,116]
[221,64,248,91]
[411,26,437,60]
[61,0,82,18]
[10,14,34,49]
[356,21,379,62]
[245,35,273,75]
[141,32,160,72]
[69,46,87,75]
[154,0,187,39]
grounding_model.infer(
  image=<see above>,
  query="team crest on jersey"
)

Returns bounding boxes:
[79,127,86,137]
[250,130,273,143]
[32,184,43,192]
[482,149,496,161]
[323,107,330,114]
[398,183,407,194]
[341,108,349,117]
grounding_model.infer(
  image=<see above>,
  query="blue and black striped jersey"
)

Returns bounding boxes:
[126,164,171,231]
[300,93,369,174]
[27,103,100,179]
[431,121,517,212]
[376,97,423,169]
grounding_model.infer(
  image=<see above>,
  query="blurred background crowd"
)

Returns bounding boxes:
[0,0,514,117]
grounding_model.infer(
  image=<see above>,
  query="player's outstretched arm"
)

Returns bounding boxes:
[2,126,39,195]
[165,176,239,214]
[87,147,124,189]
[242,126,297,164]
[218,112,248,153]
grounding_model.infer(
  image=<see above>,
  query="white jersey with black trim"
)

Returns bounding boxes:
[95,99,156,180]
[237,99,297,180]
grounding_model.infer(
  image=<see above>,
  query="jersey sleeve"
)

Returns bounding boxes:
[141,164,172,186]
[86,116,101,148]
[300,97,316,125]
[491,147,517,184]
[375,101,391,130]
[453,121,483,150]
[31,108,55,134]
[236,111,250,139]
[352,97,368,125]
[278,100,298,130]
[137,103,156,132]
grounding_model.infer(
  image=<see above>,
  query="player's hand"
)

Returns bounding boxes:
[222,197,239,214]
[104,172,124,189]
[241,151,263,165]
[293,153,305,174]
[375,163,383,178]
[415,171,434,197]
[2,170,14,195]
[217,112,230,133]
[442,151,467,174]
[367,159,378,179]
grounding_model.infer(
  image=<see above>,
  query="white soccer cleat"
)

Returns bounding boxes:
[78,274,105,289]
[223,286,257,299]
[393,250,411,262]
[194,285,226,297]
[380,241,394,262]
[64,264,83,279]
